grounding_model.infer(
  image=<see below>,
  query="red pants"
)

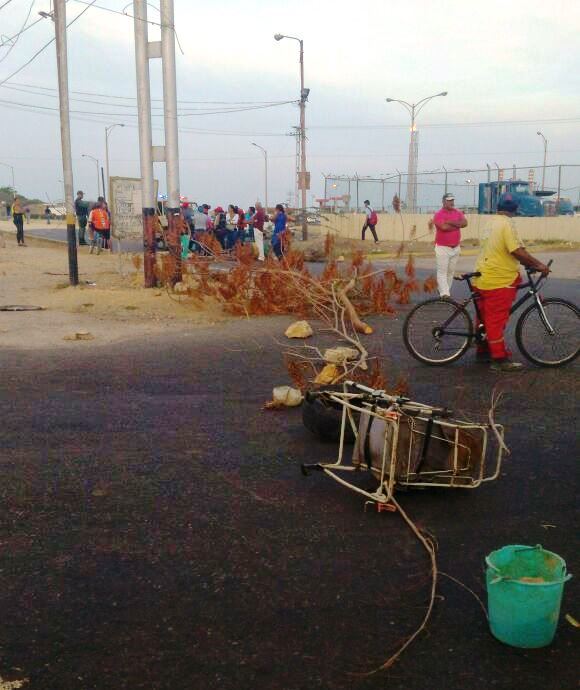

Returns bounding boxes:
[475,277,520,360]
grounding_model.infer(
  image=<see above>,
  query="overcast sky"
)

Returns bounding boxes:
[0,0,579,209]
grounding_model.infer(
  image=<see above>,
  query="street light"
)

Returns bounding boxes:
[274,32,309,240]
[251,142,268,212]
[81,154,101,198]
[385,91,447,212]
[537,131,547,191]
[0,161,15,196]
[104,123,125,201]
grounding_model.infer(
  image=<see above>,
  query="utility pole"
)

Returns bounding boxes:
[298,38,308,239]
[160,0,181,283]
[54,0,78,285]
[274,34,309,239]
[133,0,156,287]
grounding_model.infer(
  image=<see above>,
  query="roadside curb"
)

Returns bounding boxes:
[0,228,67,249]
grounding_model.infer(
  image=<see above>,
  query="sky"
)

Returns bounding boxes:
[0,0,579,210]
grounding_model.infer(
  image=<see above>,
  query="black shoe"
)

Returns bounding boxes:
[475,352,491,363]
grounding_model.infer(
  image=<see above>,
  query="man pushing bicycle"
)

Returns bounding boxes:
[473,196,550,372]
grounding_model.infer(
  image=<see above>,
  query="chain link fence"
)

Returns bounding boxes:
[321,164,580,214]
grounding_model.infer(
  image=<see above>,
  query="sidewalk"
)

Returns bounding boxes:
[0,234,225,351]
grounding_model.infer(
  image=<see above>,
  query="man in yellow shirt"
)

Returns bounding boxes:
[473,197,549,372]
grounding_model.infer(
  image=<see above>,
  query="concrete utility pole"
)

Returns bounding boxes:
[54,0,78,285]
[133,0,156,287]
[160,0,181,282]
[251,142,268,211]
[385,91,447,213]
[274,33,309,239]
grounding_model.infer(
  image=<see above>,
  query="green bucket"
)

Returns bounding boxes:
[486,544,572,648]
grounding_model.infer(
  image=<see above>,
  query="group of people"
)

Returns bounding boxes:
[75,191,111,253]
[180,201,288,260]
[430,192,549,372]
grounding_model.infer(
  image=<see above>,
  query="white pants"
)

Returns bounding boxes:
[254,228,265,261]
[435,244,460,297]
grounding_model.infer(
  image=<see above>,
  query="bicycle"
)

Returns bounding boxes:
[403,260,579,367]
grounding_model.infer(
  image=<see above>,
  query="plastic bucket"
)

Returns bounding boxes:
[486,544,572,648]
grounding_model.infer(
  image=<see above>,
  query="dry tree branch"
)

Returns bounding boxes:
[351,495,438,677]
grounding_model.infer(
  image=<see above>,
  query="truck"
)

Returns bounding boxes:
[478,180,544,216]
[541,197,574,216]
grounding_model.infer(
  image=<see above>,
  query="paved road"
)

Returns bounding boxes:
[0,288,578,689]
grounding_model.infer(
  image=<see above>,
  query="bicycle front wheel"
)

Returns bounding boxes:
[403,298,474,365]
[516,297,580,367]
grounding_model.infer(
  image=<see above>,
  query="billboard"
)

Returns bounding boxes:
[109,176,158,240]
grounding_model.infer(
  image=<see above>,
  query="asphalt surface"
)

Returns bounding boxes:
[0,275,578,689]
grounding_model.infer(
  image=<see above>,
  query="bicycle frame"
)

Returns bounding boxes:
[439,267,552,340]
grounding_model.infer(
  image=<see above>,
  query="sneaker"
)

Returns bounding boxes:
[490,360,524,373]
[89,245,94,254]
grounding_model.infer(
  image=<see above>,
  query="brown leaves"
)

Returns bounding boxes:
[423,275,438,293]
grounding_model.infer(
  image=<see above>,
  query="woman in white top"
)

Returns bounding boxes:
[226,204,239,250]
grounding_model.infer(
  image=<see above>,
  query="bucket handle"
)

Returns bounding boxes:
[486,545,573,585]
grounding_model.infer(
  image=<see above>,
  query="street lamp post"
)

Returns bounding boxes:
[385,91,447,213]
[104,123,125,201]
[251,142,268,211]
[0,162,15,195]
[274,32,309,240]
[537,131,547,191]
[82,154,101,198]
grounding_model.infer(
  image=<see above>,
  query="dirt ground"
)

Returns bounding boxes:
[0,232,227,351]
[1,226,578,352]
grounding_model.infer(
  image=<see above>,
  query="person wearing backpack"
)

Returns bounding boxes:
[362,200,379,242]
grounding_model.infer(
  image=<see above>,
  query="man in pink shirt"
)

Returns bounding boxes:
[428,193,468,297]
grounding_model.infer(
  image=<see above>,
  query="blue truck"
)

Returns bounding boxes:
[478,180,544,216]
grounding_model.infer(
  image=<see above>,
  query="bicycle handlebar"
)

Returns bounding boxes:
[526,258,553,275]
[343,381,452,417]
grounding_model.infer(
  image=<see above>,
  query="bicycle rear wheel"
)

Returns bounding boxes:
[516,297,579,367]
[403,298,474,365]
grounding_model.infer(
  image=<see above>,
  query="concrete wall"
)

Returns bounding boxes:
[319,212,580,243]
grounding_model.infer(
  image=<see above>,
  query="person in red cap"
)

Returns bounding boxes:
[429,193,467,298]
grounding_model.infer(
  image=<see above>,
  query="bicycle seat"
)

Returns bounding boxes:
[454,271,481,281]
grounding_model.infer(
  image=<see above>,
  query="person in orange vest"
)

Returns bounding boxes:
[88,198,111,254]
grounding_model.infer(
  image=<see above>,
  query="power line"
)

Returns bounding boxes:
[0,15,44,49]
[308,117,580,130]
[2,81,297,106]
[0,0,97,87]
[0,0,37,63]
[0,84,298,112]
[0,99,293,136]
[69,0,185,54]
[0,94,297,116]
[0,0,17,11]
